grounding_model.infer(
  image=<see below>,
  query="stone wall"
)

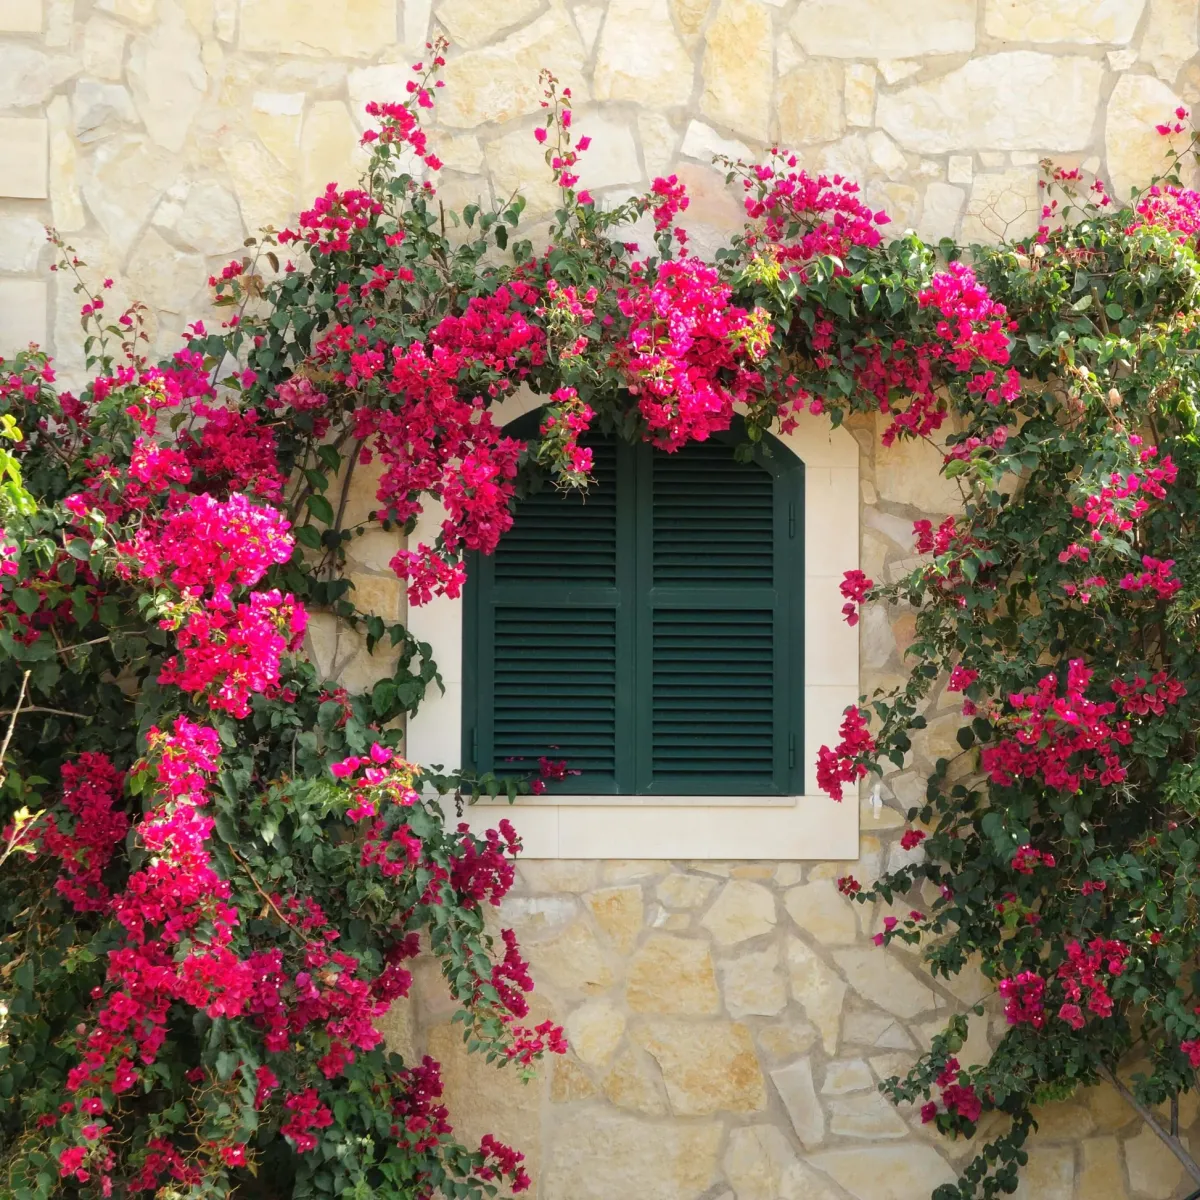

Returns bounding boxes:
[3,1,1199,1196]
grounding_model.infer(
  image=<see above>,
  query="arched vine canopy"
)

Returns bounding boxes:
[4,48,1200,1199]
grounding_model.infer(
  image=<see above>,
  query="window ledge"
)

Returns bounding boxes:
[464,793,799,808]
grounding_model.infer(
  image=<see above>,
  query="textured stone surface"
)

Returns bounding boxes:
[526,919,613,993]
[834,947,936,1018]
[0,281,47,357]
[0,0,43,31]
[239,0,398,56]
[627,934,720,1014]
[720,943,787,1017]
[771,1057,824,1147]
[0,215,47,273]
[565,997,625,1066]
[787,938,846,1053]
[778,61,845,146]
[0,118,48,199]
[1124,1125,1185,1197]
[877,54,1104,152]
[784,880,859,945]
[725,1123,841,1200]
[601,1047,667,1113]
[1107,74,1194,204]
[808,1145,956,1200]
[438,0,542,47]
[984,0,1146,42]
[637,1020,768,1114]
[961,168,1041,245]
[790,0,976,58]
[593,0,693,107]
[701,0,772,141]
[127,3,207,152]
[702,879,777,944]
[1141,0,1200,80]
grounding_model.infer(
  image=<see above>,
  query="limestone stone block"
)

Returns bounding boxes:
[845,63,876,127]
[701,879,776,944]
[984,0,1145,42]
[807,1146,956,1200]
[1078,1137,1127,1198]
[486,124,561,216]
[918,181,965,241]
[833,947,936,1018]
[128,2,208,153]
[573,113,642,192]
[500,895,578,938]
[0,117,47,199]
[602,860,671,882]
[771,1058,824,1147]
[83,133,176,256]
[0,281,47,357]
[155,180,246,256]
[96,0,156,22]
[701,0,772,141]
[720,944,787,1017]
[594,0,694,108]
[638,112,678,176]
[541,1109,721,1200]
[0,215,46,273]
[777,61,845,146]
[756,1019,819,1060]
[0,0,42,31]
[656,871,716,909]
[671,0,710,38]
[828,1091,910,1138]
[345,572,403,621]
[877,54,1104,153]
[1141,0,1200,82]
[868,131,908,180]
[843,1008,915,1049]
[787,937,846,1053]
[46,96,83,232]
[239,0,398,57]
[571,3,603,51]
[219,137,294,238]
[1106,74,1194,204]
[1124,1125,1184,1198]
[626,933,720,1014]
[438,0,542,47]
[784,879,859,945]
[440,6,587,127]
[565,997,625,1066]
[82,17,128,79]
[550,1054,597,1101]
[601,1047,667,1114]
[637,1019,768,1114]
[525,918,614,994]
[0,44,76,111]
[125,228,205,315]
[948,154,973,184]
[681,120,750,166]
[584,884,643,954]
[72,81,139,144]
[300,101,368,210]
[823,1058,874,1094]
[345,527,403,575]
[250,91,303,170]
[961,168,1040,246]
[725,1123,841,1200]
[790,0,976,58]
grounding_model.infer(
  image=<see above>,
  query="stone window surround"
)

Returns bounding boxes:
[407,388,861,860]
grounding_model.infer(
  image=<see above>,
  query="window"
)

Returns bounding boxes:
[404,388,860,859]
[462,415,804,795]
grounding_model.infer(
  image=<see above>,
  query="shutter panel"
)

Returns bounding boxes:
[639,439,790,794]
[468,435,632,791]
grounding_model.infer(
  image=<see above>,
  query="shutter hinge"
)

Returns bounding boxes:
[788,732,796,771]
[788,502,796,539]
[471,728,479,766]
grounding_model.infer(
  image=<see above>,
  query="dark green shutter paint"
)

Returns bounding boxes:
[463,415,804,796]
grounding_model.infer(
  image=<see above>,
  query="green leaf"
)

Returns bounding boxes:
[306,494,335,525]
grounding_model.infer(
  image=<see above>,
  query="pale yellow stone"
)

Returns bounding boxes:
[786,938,846,1053]
[601,1047,667,1114]
[96,0,156,23]
[437,132,484,175]
[519,860,599,893]
[784,879,859,945]
[239,0,398,57]
[730,863,775,880]
[83,17,129,80]
[572,2,603,51]
[701,879,776,945]
[0,216,44,273]
[638,112,678,177]
[790,0,976,57]
[701,0,772,141]
[833,946,936,1018]
[918,181,965,241]
[0,281,47,358]
[1141,0,1200,82]
[440,6,587,127]
[0,0,42,31]
[219,137,294,238]
[46,96,84,233]
[1106,74,1195,205]
[877,54,1104,153]
[984,0,1145,42]
[526,919,613,994]
[1011,1147,1074,1199]
[300,101,367,212]
[486,124,561,217]
[1026,1103,1094,1143]
[585,885,643,954]
[565,998,625,1066]
[756,1019,819,1059]
[961,168,1040,246]
[844,63,876,127]
[305,613,340,678]
[807,1146,956,1200]
[439,0,541,46]
[377,995,417,1063]
[0,45,75,112]
[823,1058,874,1094]
[1124,1125,1184,1197]
[125,228,205,315]
[771,1058,824,1147]
[601,860,671,882]
[128,2,208,153]
[637,1019,767,1114]
[594,0,694,108]
[1078,1137,1127,1199]
[720,944,787,1017]
[345,528,403,575]
[0,117,47,200]
[725,1123,842,1200]
[573,113,643,192]
[541,1109,721,1200]
[671,0,710,37]
[656,872,716,909]
[627,934,720,1014]
[550,1054,597,1102]
[250,92,303,172]
[348,572,403,621]
[777,61,844,146]
[828,1091,910,1138]
[843,1008,915,1050]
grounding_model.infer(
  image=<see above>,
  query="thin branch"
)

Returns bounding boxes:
[0,705,88,719]
[226,844,297,930]
[0,671,30,786]
[55,636,111,655]
[1098,1065,1200,1185]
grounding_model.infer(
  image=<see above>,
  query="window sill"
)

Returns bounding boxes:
[464,793,798,808]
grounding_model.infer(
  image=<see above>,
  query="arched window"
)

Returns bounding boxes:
[462,413,804,796]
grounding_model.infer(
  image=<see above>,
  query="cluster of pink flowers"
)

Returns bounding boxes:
[920,1058,983,1125]
[1111,670,1187,717]
[1130,182,1200,239]
[1117,554,1181,599]
[650,173,689,245]
[536,386,595,485]
[999,970,1046,1028]
[181,404,284,500]
[1056,937,1129,1028]
[839,569,873,626]
[1072,443,1177,544]
[981,660,1132,794]
[1011,844,1056,875]
[815,706,876,801]
[281,1088,334,1153]
[280,183,385,255]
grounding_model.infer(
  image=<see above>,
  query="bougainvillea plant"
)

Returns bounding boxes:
[5,39,1200,1197]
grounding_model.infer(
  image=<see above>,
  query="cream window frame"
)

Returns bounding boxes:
[406,391,861,859]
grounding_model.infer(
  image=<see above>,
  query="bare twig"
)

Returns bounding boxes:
[226,844,297,930]
[0,705,88,720]
[1099,1065,1200,1185]
[0,671,30,785]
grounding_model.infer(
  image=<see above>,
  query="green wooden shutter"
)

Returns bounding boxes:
[464,416,802,796]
